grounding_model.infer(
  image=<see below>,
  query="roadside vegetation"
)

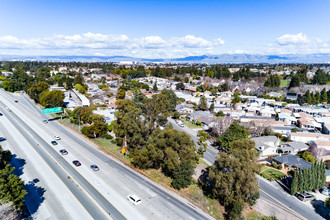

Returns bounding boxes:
[0,145,27,217]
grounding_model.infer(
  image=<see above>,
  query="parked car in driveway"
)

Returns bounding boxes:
[295,192,316,202]
[127,194,142,205]
[73,160,81,166]
[59,149,68,155]
[51,141,58,145]
[90,165,99,171]
[321,187,329,196]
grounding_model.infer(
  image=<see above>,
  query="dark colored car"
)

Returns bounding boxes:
[90,165,99,171]
[0,112,3,116]
[15,100,18,103]
[59,149,68,155]
[51,141,58,145]
[43,119,48,124]
[73,160,81,166]
[295,192,315,202]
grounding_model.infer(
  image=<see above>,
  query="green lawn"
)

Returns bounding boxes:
[260,167,286,181]
[280,79,289,87]
[184,121,203,129]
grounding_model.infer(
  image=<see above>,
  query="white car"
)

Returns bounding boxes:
[53,136,61,140]
[127,194,142,206]
[177,121,184,127]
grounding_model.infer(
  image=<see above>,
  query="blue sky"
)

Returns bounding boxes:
[0,0,329,58]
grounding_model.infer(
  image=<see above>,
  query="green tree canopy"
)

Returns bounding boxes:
[264,75,281,87]
[161,89,179,111]
[198,96,208,111]
[217,122,250,150]
[39,90,65,107]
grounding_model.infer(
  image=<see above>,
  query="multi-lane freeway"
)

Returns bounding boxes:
[0,89,213,220]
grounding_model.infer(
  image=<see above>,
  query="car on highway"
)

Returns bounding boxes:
[43,119,48,124]
[5,107,11,112]
[0,112,3,116]
[51,141,58,145]
[0,137,6,141]
[15,100,18,103]
[90,165,99,171]
[53,135,61,140]
[73,160,81,166]
[127,194,142,206]
[295,192,316,202]
[59,149,68,155]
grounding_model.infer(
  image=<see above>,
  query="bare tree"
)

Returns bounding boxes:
[212,115,233,137]
[309,145,326,160]
[0,203,19,220]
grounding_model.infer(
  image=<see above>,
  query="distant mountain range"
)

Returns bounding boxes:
[1,53,330,63]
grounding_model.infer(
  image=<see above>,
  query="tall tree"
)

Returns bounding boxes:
[161,89,179,111]
[321,88,327,103]
[288,75,300,88]
[116,88,126,99]
[198,96,208,111]
[39,90,65,107]
[291,170,298,195]
[264,75,281,87]
[304,90,312,105]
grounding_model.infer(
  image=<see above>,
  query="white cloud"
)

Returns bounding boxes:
[0,33,224,58]
[276,33,309,46]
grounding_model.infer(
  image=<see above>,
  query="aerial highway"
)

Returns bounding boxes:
[0,89,213,220]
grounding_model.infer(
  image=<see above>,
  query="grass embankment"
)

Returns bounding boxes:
[260,167,286,181]
[92,138,132,163]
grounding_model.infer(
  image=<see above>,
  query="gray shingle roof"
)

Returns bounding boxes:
[273,154,312,170]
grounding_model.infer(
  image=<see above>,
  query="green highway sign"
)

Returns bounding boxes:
[42,107,62,114]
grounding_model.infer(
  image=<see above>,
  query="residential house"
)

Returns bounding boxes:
[278,141,309,155]
[175,103,194,115]
[272,154,312,170]
[251,136,279,157]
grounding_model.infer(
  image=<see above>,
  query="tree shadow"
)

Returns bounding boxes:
[310,199,330,219]
[275,177,291,194]
[10,154,26,177]
[24,179,46,216]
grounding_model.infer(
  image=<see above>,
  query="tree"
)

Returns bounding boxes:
[312,69,328,85]
[143,94,170,133]
[0,165,27,210]
[325,198,330,209]
[131,127,197,177]
[0,145,12,170]
[65,77,74,89]
[201,139,259,218]
[75,83,86,94]
[27,81,50,103]
[304,90,312,105]
[315,91,320,104]
[153,83,158,91]
[198,96,208,111]
[197,131,209,156]
[184,77,189,83]
[302,151,316,164]
[116,88,126,99]
[288,75,300,88]
[39,90,65,107]
[321,88,327,103]
[217,122,250,150]
[264,75,281,87]
[81,121,108,138]
[161,89,179,111]
[1,81,14,92]
[212,115,233,137]
[171,160,195,190]
[176,82,185,90]
[113,99,147,149]
[291,170,298,195]
[132,88,146,108]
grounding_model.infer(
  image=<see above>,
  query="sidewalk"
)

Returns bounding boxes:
[253,198,301,220]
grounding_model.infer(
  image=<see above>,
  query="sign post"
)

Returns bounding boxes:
[42,107,62,114]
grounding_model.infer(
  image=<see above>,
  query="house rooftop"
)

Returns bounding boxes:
[273,154,312,170]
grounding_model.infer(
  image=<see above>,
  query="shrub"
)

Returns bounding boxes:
[325,197,330,209]
[103,134,113,140]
